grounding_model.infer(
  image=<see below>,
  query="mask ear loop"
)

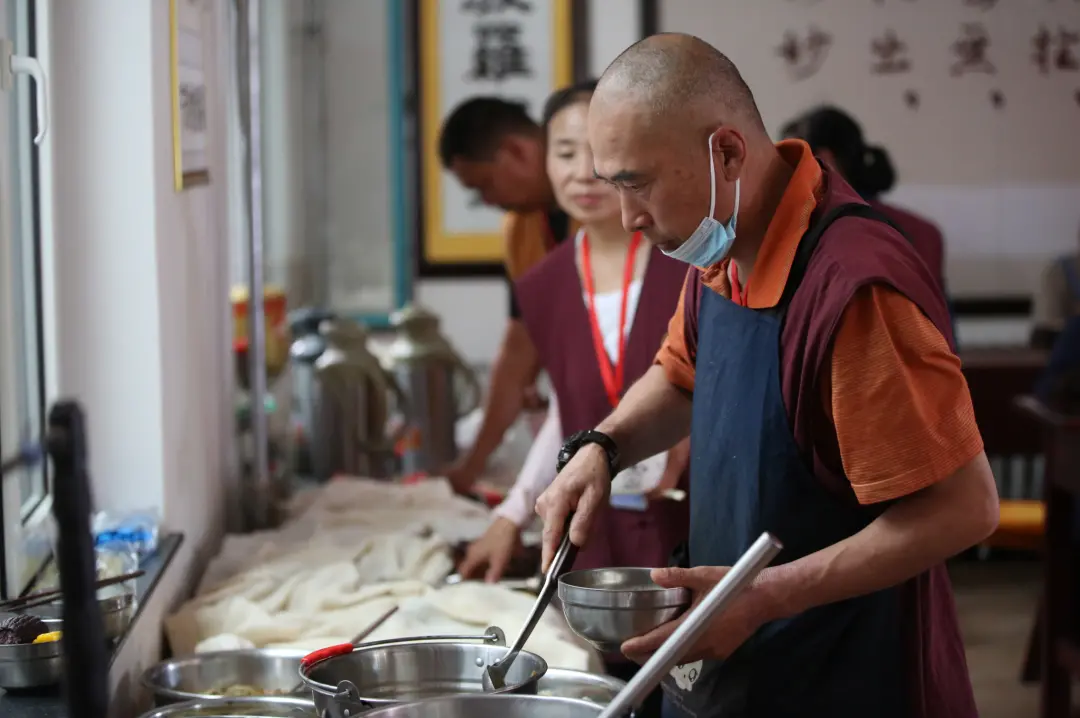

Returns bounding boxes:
[706,131,719,220]
[730,179,741,228]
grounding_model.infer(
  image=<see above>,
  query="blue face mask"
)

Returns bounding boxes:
[662,132,740,268]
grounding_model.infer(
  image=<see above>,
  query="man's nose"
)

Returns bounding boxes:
[620,198,651,234]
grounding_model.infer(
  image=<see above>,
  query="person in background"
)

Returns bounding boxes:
[781,106,949,298]
[437,97,576,493]
[1031,231,1080,349]
[458,80,690,718]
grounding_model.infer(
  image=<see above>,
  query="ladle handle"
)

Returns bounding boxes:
[598,532,784,718]
[498,518,578,670]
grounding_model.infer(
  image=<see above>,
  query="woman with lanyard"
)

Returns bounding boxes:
[458,79,690,717]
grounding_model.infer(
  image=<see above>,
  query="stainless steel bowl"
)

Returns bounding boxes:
[136,695,317,718]
[558,568,690,652]
[141,649,307,705]
[302,641,547,718]
[31,589,136,640]
[359,694,607,718]
[0,637,64,689]
[536,668,626,705]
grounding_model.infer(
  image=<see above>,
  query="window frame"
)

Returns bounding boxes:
[0,0,52,600]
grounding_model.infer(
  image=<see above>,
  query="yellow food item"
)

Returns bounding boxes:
[33,631,62,644]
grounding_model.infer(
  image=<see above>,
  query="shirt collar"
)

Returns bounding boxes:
[701,139,824,309]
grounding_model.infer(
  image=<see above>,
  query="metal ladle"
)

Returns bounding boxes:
[481,520,579,691]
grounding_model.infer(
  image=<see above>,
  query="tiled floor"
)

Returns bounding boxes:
[952,559,1041,717]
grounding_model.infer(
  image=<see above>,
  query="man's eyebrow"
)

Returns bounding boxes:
[594,169,642,183]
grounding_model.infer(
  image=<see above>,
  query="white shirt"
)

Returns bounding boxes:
[494,263,644,527]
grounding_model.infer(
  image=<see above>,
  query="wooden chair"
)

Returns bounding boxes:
[960,349,1048,552]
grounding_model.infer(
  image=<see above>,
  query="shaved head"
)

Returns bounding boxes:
[586,34,777,255]
[596,33,766,133]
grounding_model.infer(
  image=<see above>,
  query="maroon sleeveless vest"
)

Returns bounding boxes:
[515,239,690,574]
[678,166,973,717]
[786,170,973,718]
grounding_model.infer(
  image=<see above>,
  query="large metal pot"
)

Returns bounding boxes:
[536,668,626,706]
[299,629,547,717]
[139,648,306,705]
[137,696,316,718]
[357,694,605,718]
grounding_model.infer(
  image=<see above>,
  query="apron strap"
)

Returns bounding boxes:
[772,203,907,323]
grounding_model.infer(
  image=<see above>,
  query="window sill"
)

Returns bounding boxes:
[0,532,185,717]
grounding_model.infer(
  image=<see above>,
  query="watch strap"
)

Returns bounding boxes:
[557,429,620,478]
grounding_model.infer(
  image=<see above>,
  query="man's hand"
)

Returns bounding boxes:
[621,566,782,665]
[458,517,520,583]
[442,457,483,496]
[535,443,612,572]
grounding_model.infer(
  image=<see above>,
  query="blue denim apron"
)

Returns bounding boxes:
[661,204,909,718]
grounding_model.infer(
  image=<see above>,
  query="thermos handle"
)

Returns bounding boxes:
[383,366,413,446]
[449,350,482,419]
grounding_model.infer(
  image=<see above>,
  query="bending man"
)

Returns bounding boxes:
[535,34,997,718]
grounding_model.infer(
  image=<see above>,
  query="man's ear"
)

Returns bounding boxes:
[499,134,533,162]
[713,127,746,182]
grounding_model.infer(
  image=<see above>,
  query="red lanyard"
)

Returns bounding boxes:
[581,231,643,408]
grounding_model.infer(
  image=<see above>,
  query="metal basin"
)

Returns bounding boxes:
[0,638,64,690]
[558,568,690,652]
[301,640,547,718]
[31,589,136,640]
[536,668,625,705]
[140,649,306,705]
[137,696,316,718]
[359,694,607,718]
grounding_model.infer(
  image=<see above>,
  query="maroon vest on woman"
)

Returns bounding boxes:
[515,239,690,573]
[680,167,973,717]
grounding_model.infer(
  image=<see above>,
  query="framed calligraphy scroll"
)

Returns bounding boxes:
[414,0,580,276]
[169,0,211,190]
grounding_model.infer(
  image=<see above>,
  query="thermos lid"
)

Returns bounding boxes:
[390,303,440,334]
[289,307,337,336]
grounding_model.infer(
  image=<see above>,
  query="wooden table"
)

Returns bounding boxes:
[1015,396,1080,718]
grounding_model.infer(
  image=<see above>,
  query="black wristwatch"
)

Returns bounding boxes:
[557,430,620,479]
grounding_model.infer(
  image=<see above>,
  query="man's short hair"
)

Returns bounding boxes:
[438,97,538,168]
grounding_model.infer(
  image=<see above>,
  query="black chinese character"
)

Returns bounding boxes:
[903,89,920,109]
[1033,26,1079,73]
[871,30,911,74]
[777,27,833,81]
[462,0,532,13]
[989,89,1006,108]
[468,23,533,81]
[951,23,996,76]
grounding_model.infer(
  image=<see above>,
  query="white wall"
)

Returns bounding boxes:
[658,1,1080,298]
[44,0,234,712]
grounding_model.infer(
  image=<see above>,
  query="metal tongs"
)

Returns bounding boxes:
[481,517,579,691]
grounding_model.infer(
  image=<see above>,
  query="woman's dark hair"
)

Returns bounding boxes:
[541,79,599,130]
[781,106,896,199]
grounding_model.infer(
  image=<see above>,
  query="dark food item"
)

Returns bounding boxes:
[0,614,49,644]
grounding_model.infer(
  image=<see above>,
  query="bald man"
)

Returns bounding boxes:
[534,35,996,718]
